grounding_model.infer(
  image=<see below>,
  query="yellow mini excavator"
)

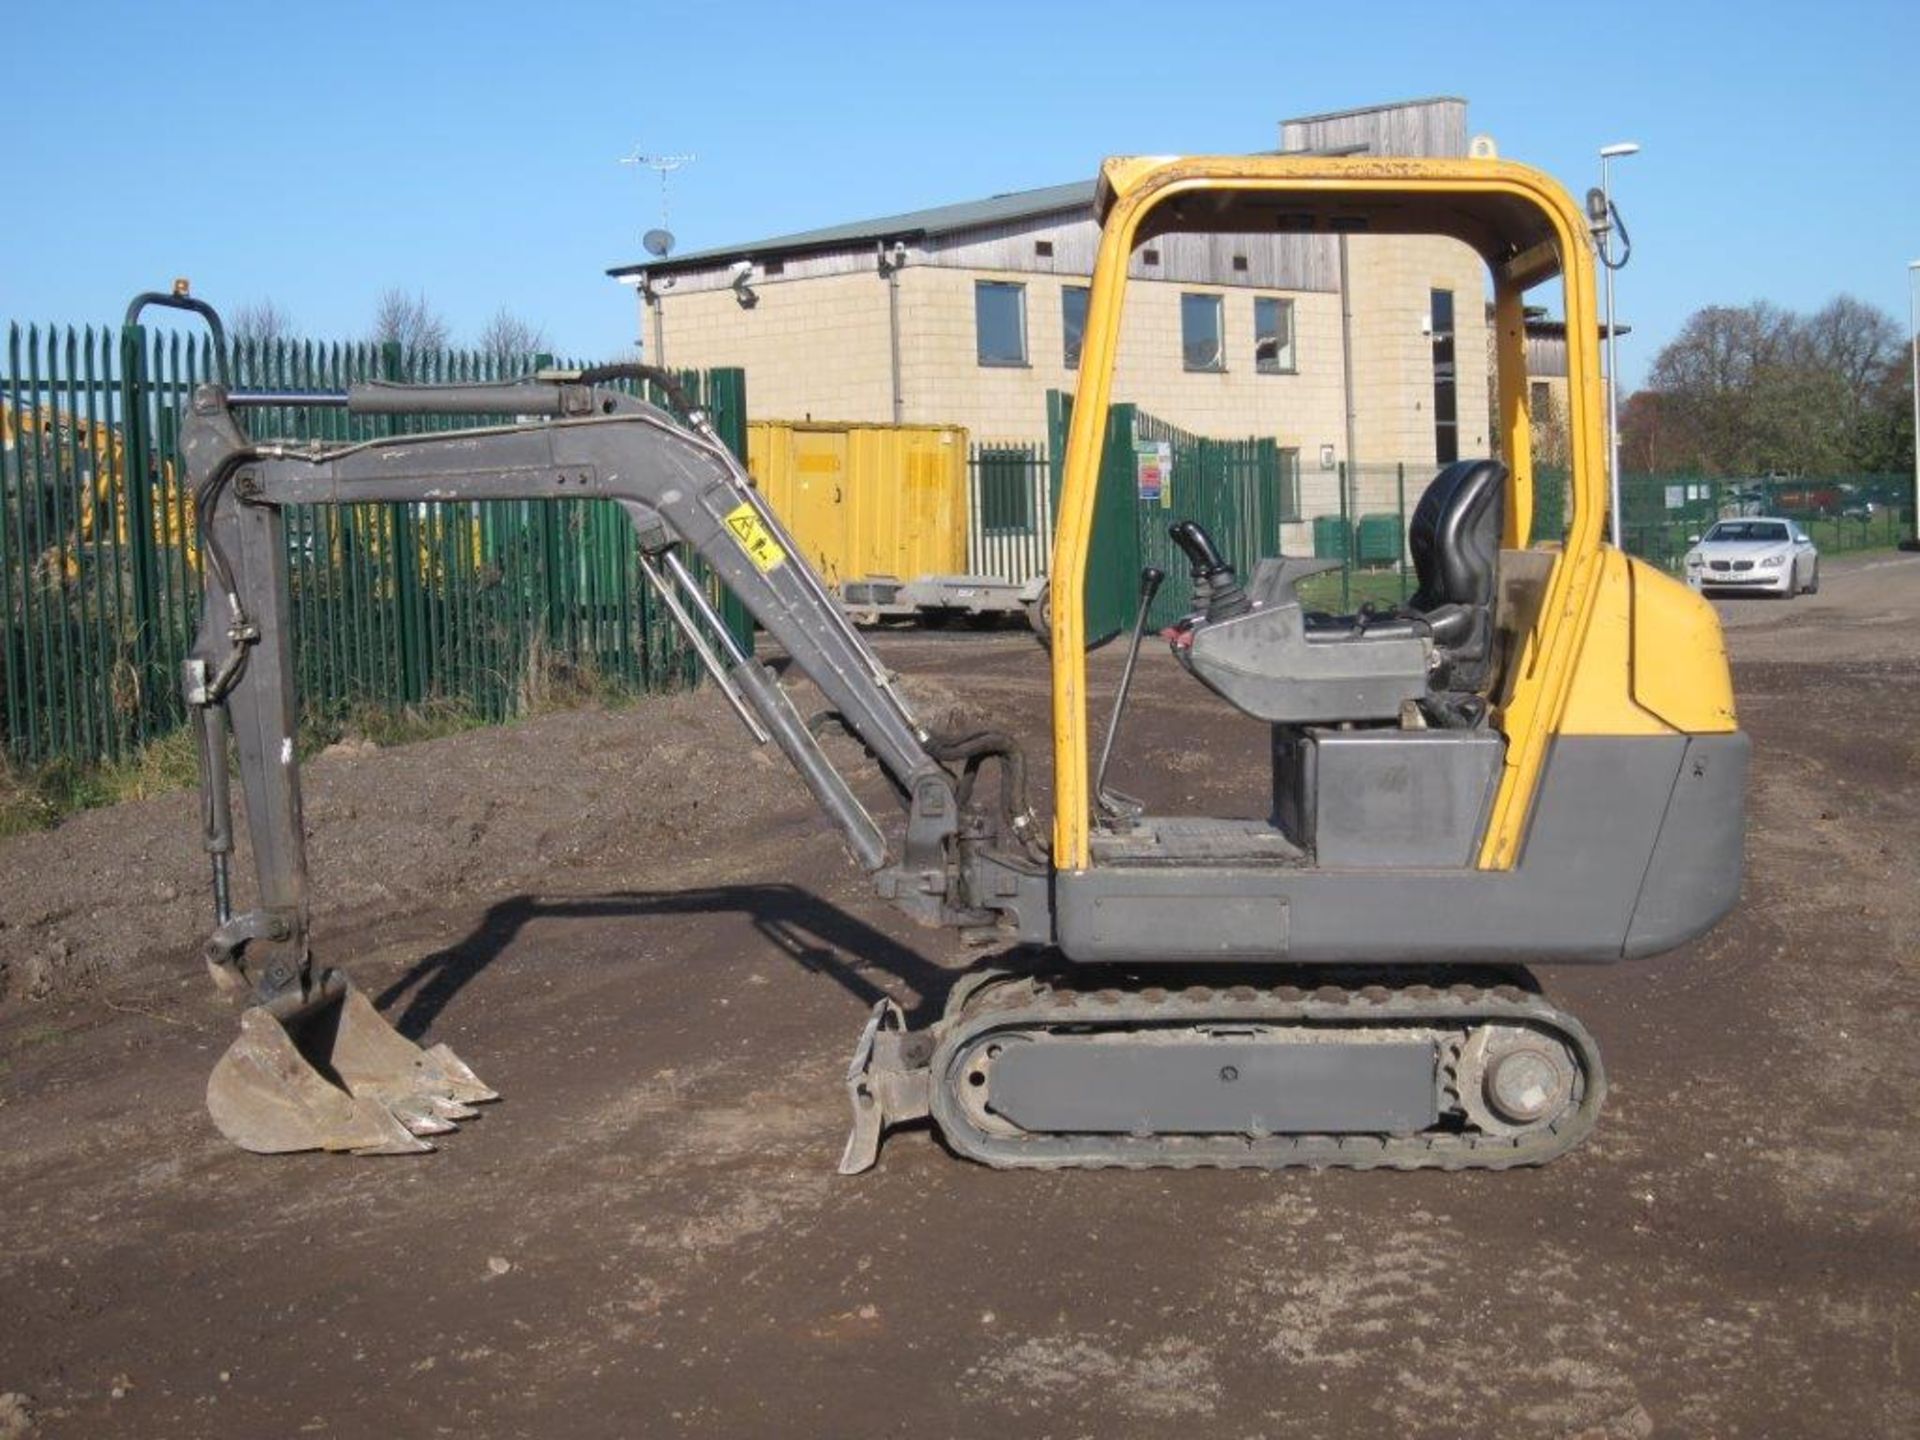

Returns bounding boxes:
[159,152,1745,1171]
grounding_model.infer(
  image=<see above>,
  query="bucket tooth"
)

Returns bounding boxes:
[388,1096,460,1136]
[420,1041,498,1104]
[327,986,499,1114]
[204,981,496,1156]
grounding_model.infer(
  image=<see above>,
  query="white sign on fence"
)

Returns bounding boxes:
[1136,441,1172,507]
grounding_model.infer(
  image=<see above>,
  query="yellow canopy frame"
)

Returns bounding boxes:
[1048,155,1612,872]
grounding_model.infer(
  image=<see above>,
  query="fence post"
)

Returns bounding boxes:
[1045,389,1071,515]
[1396,462,1408,602]
[378,340,427,703]
[965,447,981,575]
[1338,461,1352,611]
[0,330,18,760]
[116,323,164,741]
[1085,402,1143,641]
[702,367,754,653]
[1257,439,1280,559]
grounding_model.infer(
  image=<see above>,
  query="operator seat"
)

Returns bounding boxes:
[1401,457,1504,693]
[1292,457,1504,690]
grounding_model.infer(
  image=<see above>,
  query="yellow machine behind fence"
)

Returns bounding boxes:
[2,399,195,576]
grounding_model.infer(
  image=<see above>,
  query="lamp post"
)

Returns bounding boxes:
[1598,142,1640,550]
[1908,260,1919,544]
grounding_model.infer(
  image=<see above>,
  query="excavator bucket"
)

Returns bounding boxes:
[206,983,497,1155]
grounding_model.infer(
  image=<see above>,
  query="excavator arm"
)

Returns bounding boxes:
[175,353,1047,1158]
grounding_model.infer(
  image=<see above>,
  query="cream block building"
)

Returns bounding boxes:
[611,99,1497,541]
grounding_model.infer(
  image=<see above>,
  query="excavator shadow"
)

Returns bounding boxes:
[373,884,984,1040]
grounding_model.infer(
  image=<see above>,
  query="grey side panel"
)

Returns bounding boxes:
[1623,733,1749,958]
[989,1039,1438,1134]
[1068,887,1290,959]
[1057,735,1720,965]
[1310,728,1503,868]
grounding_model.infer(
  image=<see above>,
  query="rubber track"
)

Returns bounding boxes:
[927,973,1606,1171]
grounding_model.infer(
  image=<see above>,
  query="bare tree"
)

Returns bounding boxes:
[476,308,550,366]
[1791,295,1901,396]
[1618,389,1672,475]
[370,289,450,352]
[229,299,297,347]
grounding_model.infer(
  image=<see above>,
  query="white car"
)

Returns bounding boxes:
[1683,517,1819,597]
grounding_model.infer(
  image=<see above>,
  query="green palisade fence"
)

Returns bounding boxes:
[1046,391,1292,636]
[1130,410,1286,631]
[967,403,1913,648]
[965,442,1051,586]
[1046,390,1150,641]
[1,320,749,770]
[1618,472,1912,573]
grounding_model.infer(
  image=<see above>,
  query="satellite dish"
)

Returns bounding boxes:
[643,228,676,258]
[1469,134,1499,160]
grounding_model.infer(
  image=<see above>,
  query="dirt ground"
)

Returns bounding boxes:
[2,553,1916,1439]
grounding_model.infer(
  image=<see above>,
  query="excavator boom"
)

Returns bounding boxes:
[172,323,1045,1155]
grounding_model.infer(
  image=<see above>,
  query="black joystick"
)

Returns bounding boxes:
[1168,520,1250,621]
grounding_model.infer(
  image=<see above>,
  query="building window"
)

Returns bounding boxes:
[975,281,1028,367]
[1255,297,1295,374]
[1430,287,1458,464]
[1034,239,1054,258]
[1529,380,1552,415]
[1181,293,1225,372]
[1061,285,1089,370]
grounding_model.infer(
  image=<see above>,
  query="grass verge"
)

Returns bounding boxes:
[1,730,202,838]
[0,646,657,839]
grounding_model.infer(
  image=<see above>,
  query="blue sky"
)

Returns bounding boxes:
[3,0,1914,386]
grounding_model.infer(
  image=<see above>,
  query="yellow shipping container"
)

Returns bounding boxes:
[747,420,969,589]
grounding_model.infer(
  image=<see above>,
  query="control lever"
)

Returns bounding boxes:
[1095,565,1166,821]
[1168,520,1250,621]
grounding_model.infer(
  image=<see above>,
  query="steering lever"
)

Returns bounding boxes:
[1094,565,1166,821]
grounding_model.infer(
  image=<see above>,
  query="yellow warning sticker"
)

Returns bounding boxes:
[723,501,787,572]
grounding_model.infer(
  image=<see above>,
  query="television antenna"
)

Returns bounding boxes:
[620,146,696,253]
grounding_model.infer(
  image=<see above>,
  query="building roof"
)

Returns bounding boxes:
[1279,95,1467,128]
[607,179,1097,279]
[607,98,1473,280]
[1517,314,1633,339]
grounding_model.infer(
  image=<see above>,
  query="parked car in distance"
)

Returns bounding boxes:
[1683,517,1819,597]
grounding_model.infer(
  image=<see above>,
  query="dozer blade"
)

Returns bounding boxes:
[206,983,497,1156]
[838,998,931,1175]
